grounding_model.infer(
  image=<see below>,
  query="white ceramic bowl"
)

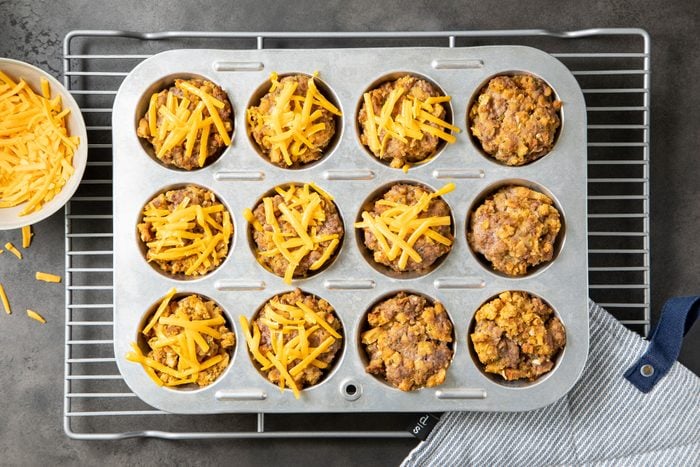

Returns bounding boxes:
[0,57,88,230]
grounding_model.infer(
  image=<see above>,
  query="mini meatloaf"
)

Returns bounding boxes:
[137,78,233,170]
[468,185,561,276]
[470,291,566,381]
[359,75,455,168]
[137,185,232,277]
[360,183,453,274]
[469,74,561,166]
[141,294,235,388]
[248,184,343,282]
[247,74,339,167]
[362,292,453,391]
[250,289,343,391]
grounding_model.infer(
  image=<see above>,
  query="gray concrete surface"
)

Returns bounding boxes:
[0,0,698,465]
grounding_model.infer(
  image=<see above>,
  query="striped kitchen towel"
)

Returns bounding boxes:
[402,300,699,466]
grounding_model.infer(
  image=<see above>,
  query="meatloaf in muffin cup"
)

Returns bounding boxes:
[246,183,343,283]
[468,185,561,276]
[358,75,458,169]
[356,183,454,275]
[470,291,566,381]
[362,292,453,391]
[469,74,561,166]
[137,185,233,277]
[127,292,235,388]
[242,289,343,397]
[137,78,233,170]
[247,73,341,168]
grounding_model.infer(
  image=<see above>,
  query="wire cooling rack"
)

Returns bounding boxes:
[63,29,650,439]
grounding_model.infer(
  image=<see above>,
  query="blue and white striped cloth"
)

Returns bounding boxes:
[402,301,699,466]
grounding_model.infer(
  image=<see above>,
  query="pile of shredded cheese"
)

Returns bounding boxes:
[244,183,341,284]
[143,80,231,167]
[126,288,234,387]
[239,291,342,399]
[355,182,455,271]
[0,72,79,216]
[141,190,232,276]
[247,72,342,166]
[362,83,460,168]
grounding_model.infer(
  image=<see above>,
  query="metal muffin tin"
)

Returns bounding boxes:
[112,45,588,414]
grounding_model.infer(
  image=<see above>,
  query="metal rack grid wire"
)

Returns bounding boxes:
[63,29,650,440]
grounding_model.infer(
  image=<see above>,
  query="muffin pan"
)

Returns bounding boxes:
[113,45,588,414]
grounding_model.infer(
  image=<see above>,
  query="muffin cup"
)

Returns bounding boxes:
[134,73,235,171]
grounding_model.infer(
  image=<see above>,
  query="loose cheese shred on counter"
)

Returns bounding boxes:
[247,72,342,166]
[145,80,231,166]
[240,297,342,400]
[35,271,61,283]
[4,242,22,260]
[21,225,33,248]
[0,72,79,216]
[26,309,46,324]
[0,283,11,314]
[363,87,460,158]
[354,182,455,270]
[250,183,340,284]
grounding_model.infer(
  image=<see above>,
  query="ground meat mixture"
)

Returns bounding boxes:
[469,74,561,166]
[137,185,232,276]
[251,185,344,279]
[362,292,453,391]
[137,78,233,170]
[248,74,337,167]
[470,291,566,381]
[362,184,453,274]
[359,75,448,168]
[145,294,235,387]
[253,289,343,389]
[468,185,561,276]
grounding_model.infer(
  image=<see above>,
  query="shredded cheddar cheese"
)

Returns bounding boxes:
[354,183,455,270]
[142,80,231,167]
[0,283,11,314]
[26,309,46,323]
[247,183,341,284]
[21,225,32,248]
[362,79,460,164]
[140,189,232,276]
[240,290,342,399]
[0,72,79,216]
[247,72,341,166]
[126,291,235,388]
[5,241,21,259]
[35,271,61,283]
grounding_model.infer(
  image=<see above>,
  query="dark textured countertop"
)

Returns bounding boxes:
[0,1,698,465]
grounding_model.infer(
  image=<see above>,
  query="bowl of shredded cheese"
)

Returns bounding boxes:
[0,58,88,229]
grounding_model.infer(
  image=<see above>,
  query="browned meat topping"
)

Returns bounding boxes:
[469,74,561,166]
[468,185,561,276]
[362,292,453,391]
[470,291,566,381]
